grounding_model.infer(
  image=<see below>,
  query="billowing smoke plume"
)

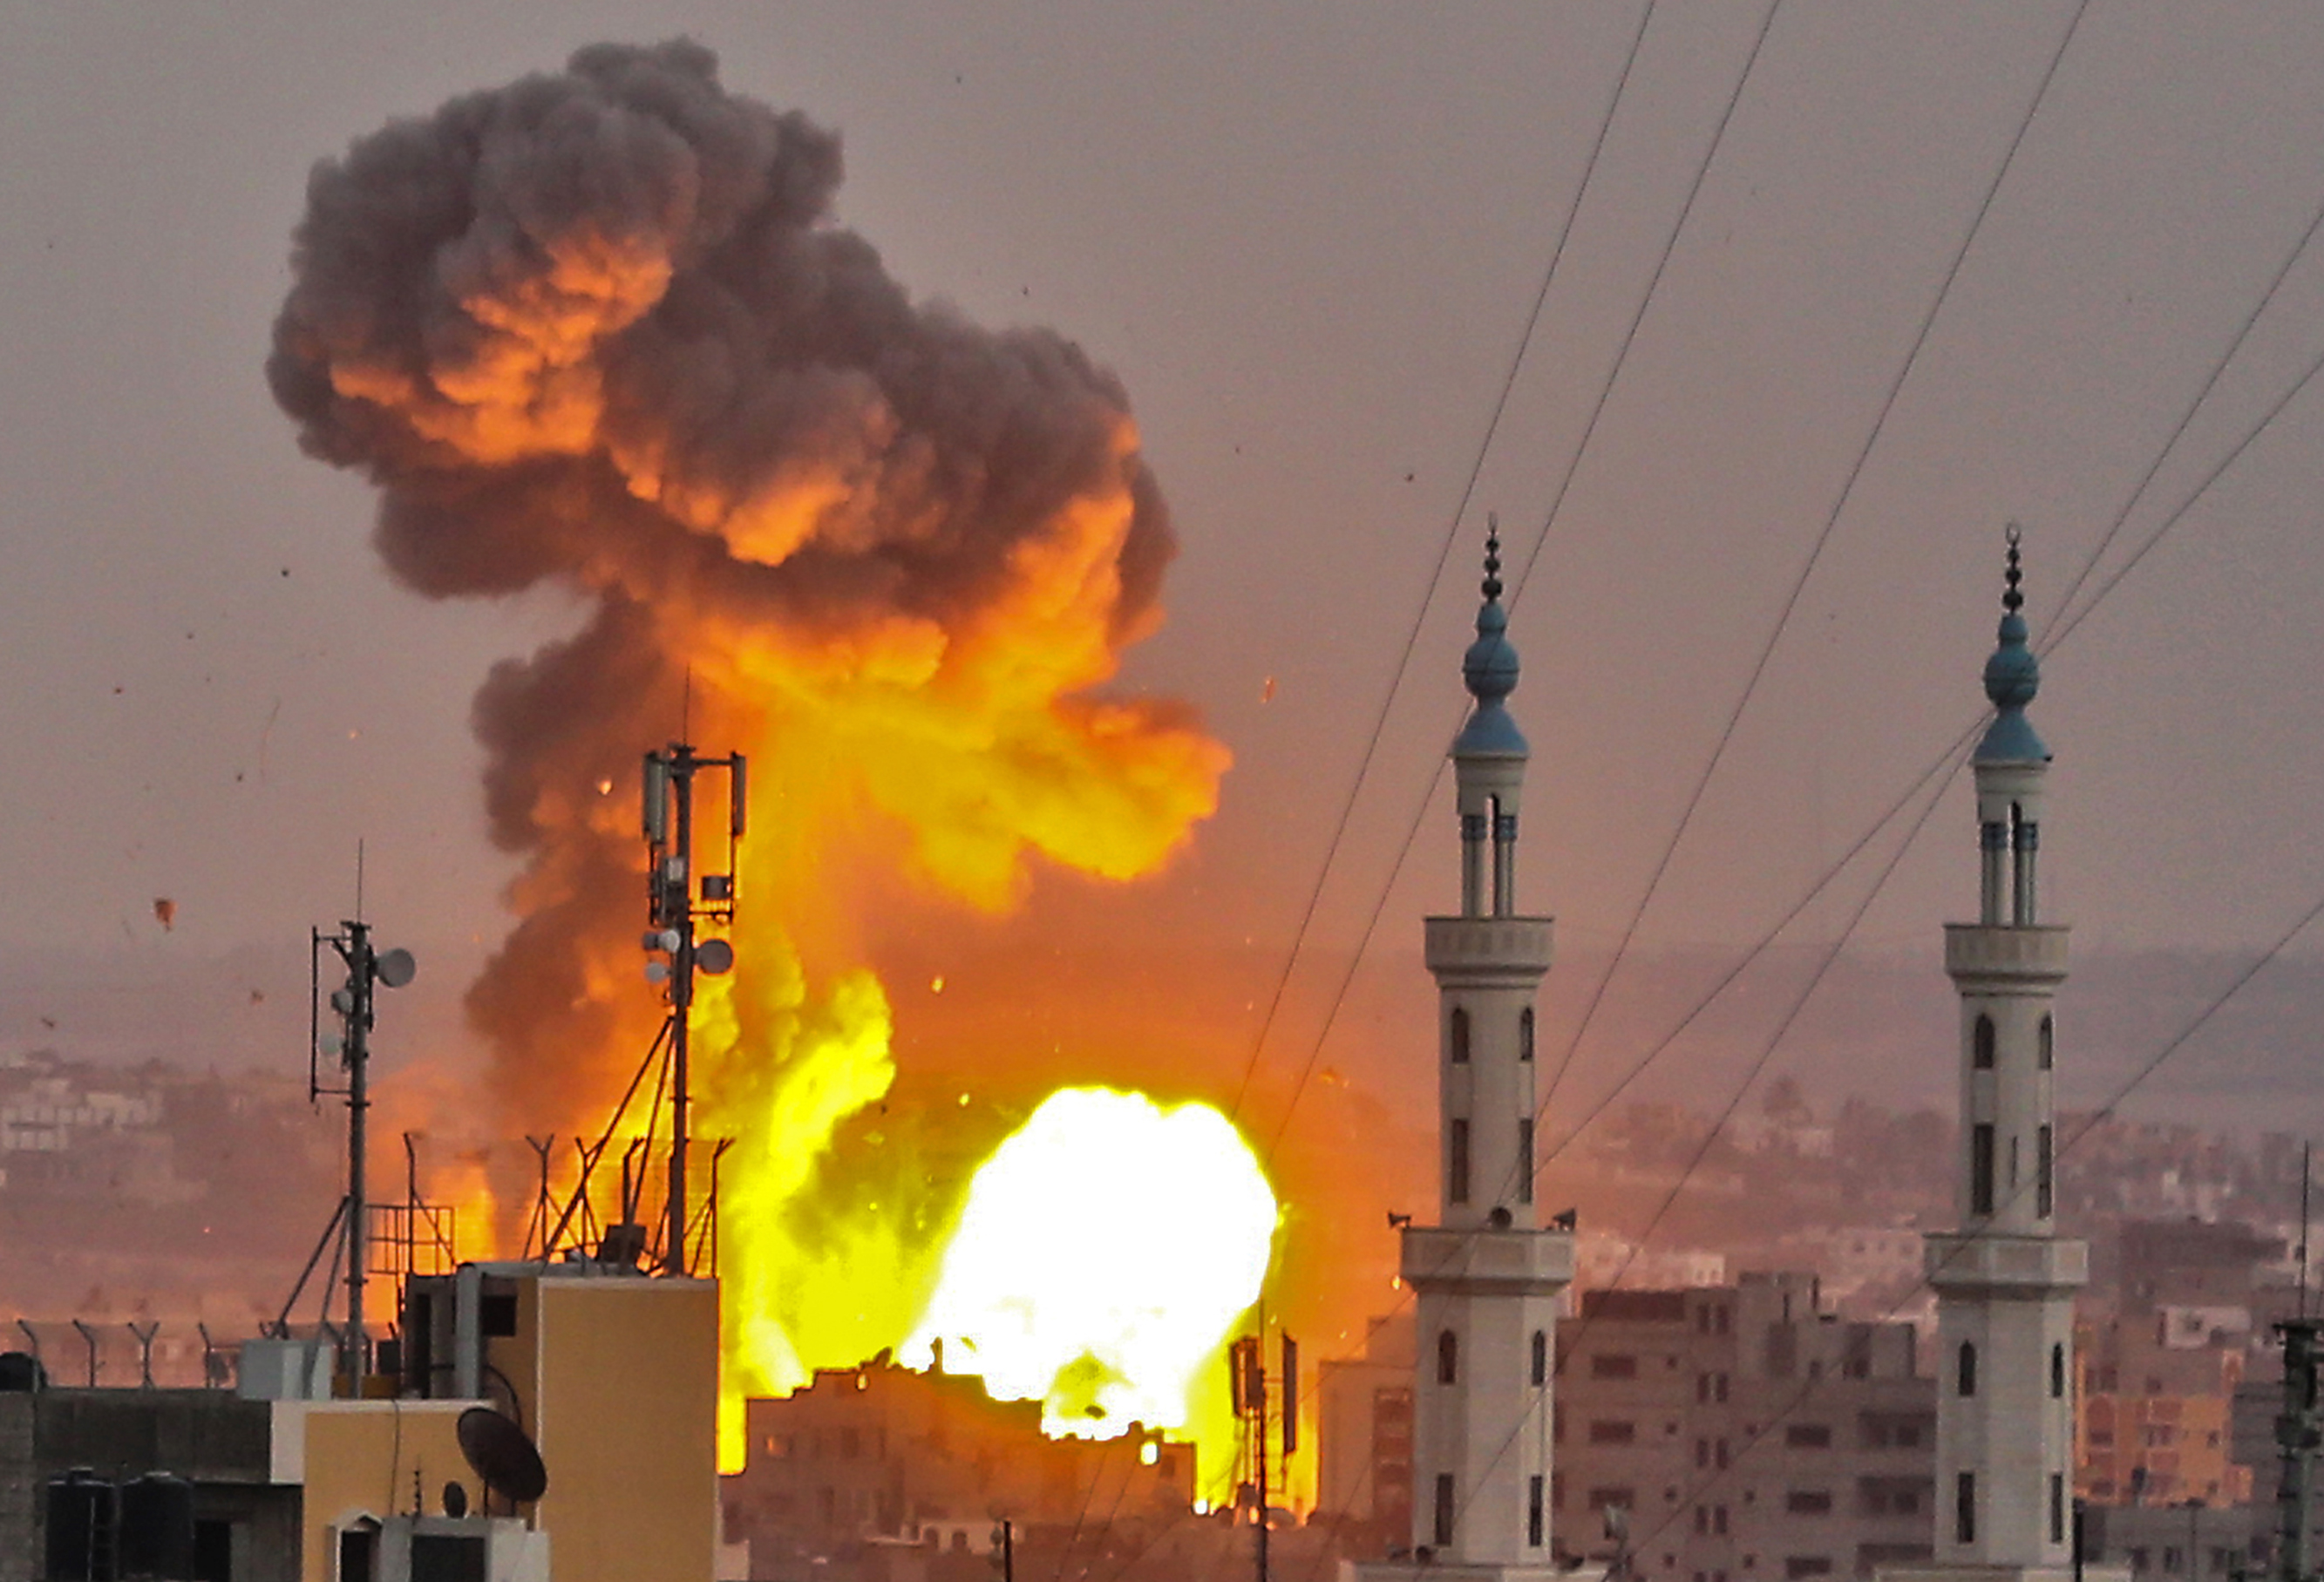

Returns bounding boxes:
[270,39,1231,1437]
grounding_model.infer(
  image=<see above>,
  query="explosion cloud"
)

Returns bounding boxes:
[269,39,1238,1468]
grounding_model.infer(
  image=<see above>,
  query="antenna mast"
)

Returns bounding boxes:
[641,741,745,1277]
[310,915,416,1386]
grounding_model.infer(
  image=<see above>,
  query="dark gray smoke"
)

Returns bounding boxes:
[268,40,1219,1127]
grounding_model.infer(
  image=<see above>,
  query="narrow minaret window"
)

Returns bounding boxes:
[2049,1476,2065,1545]
[2038,1014,2054,1069]
[1449,1119,1471,1205]
[2013,805,2039,925]
[1529,1477,1545,1547]
[2038,1124,2054,1218]
[1971,1125,1995,1216]
[1973,1015,1995,1069]
[1492,799,1519,917]
[1519,1007,1534,1062]
[1460,812,1488,917]
[1450,1008,1471,1064]
[1957,1473,1976,1545]
[1434,1475,1456,1548]
[1518,1118,1534,1204]
[1438,1329,1459,1385]
[1957,1342,1977,1397]
[2050,1342,2065,1398]
[1532,1330,1548,1387]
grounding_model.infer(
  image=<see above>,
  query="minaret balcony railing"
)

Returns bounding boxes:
[1424,916,1554,978]
[1942,923,2069,986]
[1924,1230,2086,1297]
[1400,1223,1574,1295]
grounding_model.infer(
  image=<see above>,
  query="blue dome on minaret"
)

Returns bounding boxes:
[1974,526,2049,765]
[1454,526,1529,759]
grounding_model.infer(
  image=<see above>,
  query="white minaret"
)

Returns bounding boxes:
[1358,533,1577,1582]
[1887,533,2110,1582]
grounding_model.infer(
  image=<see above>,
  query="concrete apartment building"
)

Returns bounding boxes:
[2076,1315,2250,1507]
[1317,1312,1417,1556]
[1552,1273,1934,1582]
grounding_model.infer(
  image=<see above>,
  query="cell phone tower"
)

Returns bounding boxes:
[640,742,746,1277]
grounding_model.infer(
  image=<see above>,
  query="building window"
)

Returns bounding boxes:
[1592,1354,1638,1380]
[1972,1124,1995,1216]
[1714,1508,1729,1537]
[1438,1330,1459,1385]
[1532,1331,1548,1387]
[2050,1343,2065,1400]
[1784,1424,1831,1450]
[1974,1015,1995,1069]
[1519,1118,1535,1203]
[2050,1474,2065,1545]
[2038,1124,2054,1218]
[1451,1008,1471,1064]
[1956,1472,1975,1546]
[2039,1015,2054,1069]
[1786,1491,1832,1517]
[1784,1560,1832,1580]
[1435,1474,1456,1549]
[1450,1119,1470,1205]
[1520,1007,1535,1061]
[1529,1475,1546,1547]
[1589,1421,1637,1446]
[1958,1342,1977,1398]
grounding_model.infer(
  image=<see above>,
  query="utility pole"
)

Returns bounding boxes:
[1232,1330,1297,1582]
[642,743,744,1277]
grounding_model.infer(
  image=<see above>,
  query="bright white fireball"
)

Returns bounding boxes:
[902,1086,1278,1437]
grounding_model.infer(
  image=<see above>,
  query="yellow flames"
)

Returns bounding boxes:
[901,1088,1278,1494]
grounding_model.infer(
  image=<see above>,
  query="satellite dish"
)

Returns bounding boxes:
[374,948,417,989]
[457,1406,548,1506]
[697,939,736,975]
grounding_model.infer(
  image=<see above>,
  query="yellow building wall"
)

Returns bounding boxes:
[532,1277,719,1582]
[291,1401,476,1582]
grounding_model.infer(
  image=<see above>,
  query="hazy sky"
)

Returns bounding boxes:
[5,2,2324,1121]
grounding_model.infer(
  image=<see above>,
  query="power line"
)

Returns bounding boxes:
[1444,730,1962,1537]
[1619,873,2324,1565]
[1219,0,1661,1135]
[1280,212,2324,1469]
[2046,187,2324,637]
[1532,0,2093,1126]
[1534,170,2324,1183]
[1425,302,2324,1538]
[1256,0,1777,1165]
[1088,9,1667,1580]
